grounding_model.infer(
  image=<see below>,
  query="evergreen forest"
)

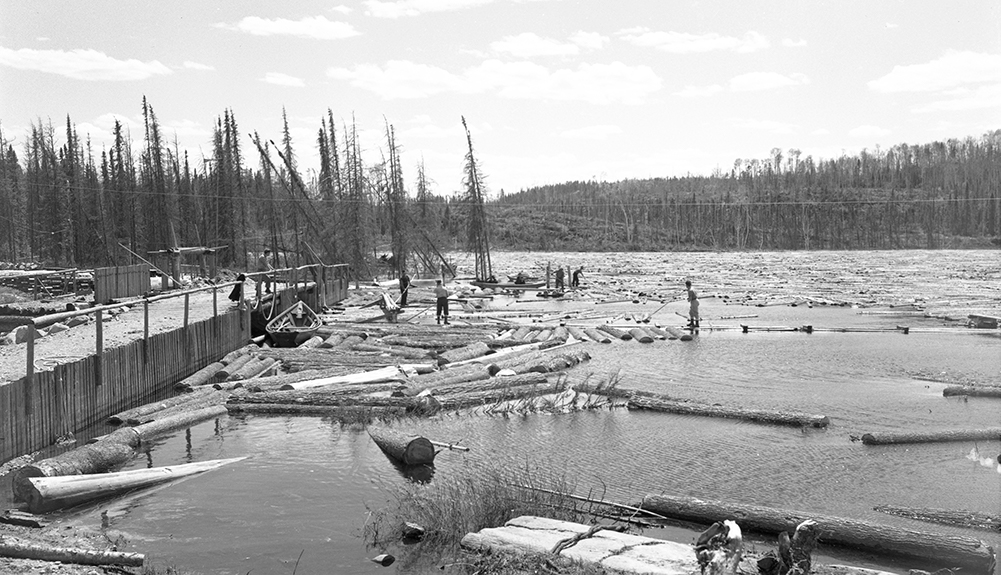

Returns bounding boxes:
[1,99,998,279]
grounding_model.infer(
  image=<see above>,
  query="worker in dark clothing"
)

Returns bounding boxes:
[399,272,411,307]
[555,267,565,291]
[571,266,584,288]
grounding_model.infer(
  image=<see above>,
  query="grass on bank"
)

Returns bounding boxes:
[364,461,631,575]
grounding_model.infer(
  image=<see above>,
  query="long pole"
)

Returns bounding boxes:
[118,242,179,287]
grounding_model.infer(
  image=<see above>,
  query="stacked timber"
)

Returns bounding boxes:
[625,390,830,428]
[638,494,996,573]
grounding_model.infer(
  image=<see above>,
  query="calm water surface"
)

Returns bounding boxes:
[17,251,1001,574]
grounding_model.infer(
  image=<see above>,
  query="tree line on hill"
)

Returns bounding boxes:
[0,99,998,279]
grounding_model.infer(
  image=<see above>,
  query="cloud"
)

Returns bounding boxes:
[729,71,809,91]
[673,84,724,98]
[364,0,493,18]
[868,50,1001,93]
[491,33,580,58]
[618,29,769,53]
[183,61,215,71]
[0,46,172,81]
[216,15,359,40]
[912,83,1001,113]
[569,31,609,50]
[331,5,353,14]
[812,128,830,135]
[734,119,799,134]
[849,125,891,138]
[782,38,807,48]
[328,59,662,104]
[36,37,50,42]
[885,23,898,29]
[558,124,622,139]
[263,72,306,87]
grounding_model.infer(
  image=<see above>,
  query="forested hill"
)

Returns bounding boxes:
[488,134,1001,251]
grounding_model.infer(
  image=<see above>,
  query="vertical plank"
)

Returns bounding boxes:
[95,309,103,387]
[25,325,34,416]
[143,300,149,363]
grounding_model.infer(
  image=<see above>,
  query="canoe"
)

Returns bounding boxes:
[266,300,321,347]
[471,280,546,290]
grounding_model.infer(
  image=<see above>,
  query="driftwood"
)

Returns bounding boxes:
[757,520,820,575]
[21,457,246,513]
[436,380,565,411]
[367,427,435,465]
[943,385,1001,398]
[233,388,410,408]
[0,534,144,567]
[626,391,830,428]
[639,494,996,573]
[172,361,225,390]
[861,427,1001,445]
[12,428,141,502]
[873,505,1001,532]
[695,520,743,575]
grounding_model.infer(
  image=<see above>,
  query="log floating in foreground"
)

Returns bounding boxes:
[874,505,1001,532]
[367,426,435,465]
[943,385,1001,398]
[0,534,145,567]
[22,457,246,514]
[626,391,830,428]
[638,494,997,574]
[861,427,1001,445]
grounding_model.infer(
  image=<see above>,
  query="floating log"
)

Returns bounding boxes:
[532,329,553,343]
[123,390,228,425]
[227,357,277,381]
[367,427,435,465]
[216,353,257,380]
[221,345,259,364]
[528,349,591,374]
[626,391,829,428]
[662,326,693,341]
[354,342,431,359]
[566,326,589,341]
[598,324,631,340]
[132,405,229,443]
[861,427,1001,445]
[298,335,325,348]
[582,328,611,344]
[21,457,246,513]
[511,326,533,340]
[172,361,225,390]
[638,494,996,574]
[278,365,406,391]
[551,326,570,342]
[438,341,492,365]
[108,386,219,424]
[873,505,1001,532]
[226,403,407,419]
[943,385,1001,398]
[0,534,145,567]
[627,328,654,343]
[12,428,141,502]
[319,333,344,348]
[429,372,548,397]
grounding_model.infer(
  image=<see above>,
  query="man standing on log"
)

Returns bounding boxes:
[686,280,700,328]
[555,267,565,291]
[434,279,450,325]
[399,271,411,307]
[572,266,584,289]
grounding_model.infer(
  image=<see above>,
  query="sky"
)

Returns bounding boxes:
[1,0,999,196]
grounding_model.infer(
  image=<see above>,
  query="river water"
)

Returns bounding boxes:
[15,251,1001,574]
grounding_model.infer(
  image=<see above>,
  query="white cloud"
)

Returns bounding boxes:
[812,128,830,135]
[328,59,662,104]
[912,83,1001,113]
[558,124,622,139]
[364,0,493,18]
[491,33,579,58]
[331,5,353,14]
[183,61,215,71]
[734,119,799,135]
[868,50,1001,93]
[263,72,306,87]
[849,125,891,138]
[885,23,899,29]
[618,29,769,53]
[782,38,807,48]
[0,46,172,81]
[36,37,50,42]
[216,16,359,40]
[729,72,809,91]
[673,84,723,98]
[569,31,609,51]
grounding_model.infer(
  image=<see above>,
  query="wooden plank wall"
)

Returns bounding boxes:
[0,308,248,465]
[94,264,150,304]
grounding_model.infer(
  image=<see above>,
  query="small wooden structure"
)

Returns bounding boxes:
[266,300,321,347]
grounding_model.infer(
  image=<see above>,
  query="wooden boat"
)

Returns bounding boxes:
[471,280,546,290]
[266,300,321,347]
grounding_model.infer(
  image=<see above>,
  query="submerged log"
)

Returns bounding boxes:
[639,494,997,573]
[12,428,141,502]
[861,427,1001,445]
[626,391,829,428]
[0,534,145,567]
[943,385,1001,398]
[22,457,246,513]
[367,427,436,465]
[873,505,1001,532]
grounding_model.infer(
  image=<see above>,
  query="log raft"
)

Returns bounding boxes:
[638,494,997,574]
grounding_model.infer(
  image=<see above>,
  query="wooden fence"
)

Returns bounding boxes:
[94,264,150,304]
[0,262,351,466]
[0,268,82,300]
